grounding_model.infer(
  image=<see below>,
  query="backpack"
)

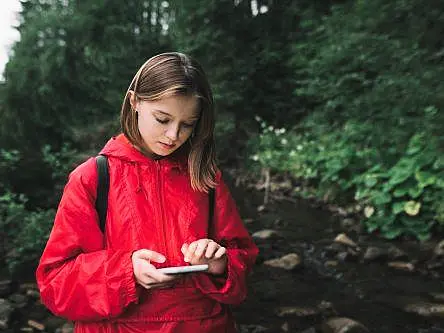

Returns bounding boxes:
[94,155,215,233]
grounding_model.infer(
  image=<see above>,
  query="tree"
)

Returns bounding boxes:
[1,0,173,207]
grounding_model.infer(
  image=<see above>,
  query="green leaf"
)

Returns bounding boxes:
[392,201,406,215]
[417,232,431,242]
[365,176,378,187]
[400,216,423,227]
[364,206,375,218]
[372,192,392,205]
[433,156,444,170]
[404,201,421,216]
[415,171,436,188]
[381,226,403,239]
[355,188,371,200]
[407,186,423,198]
[393,186,408,198]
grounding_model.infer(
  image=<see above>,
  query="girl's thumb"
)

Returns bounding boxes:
[136,249,166,263]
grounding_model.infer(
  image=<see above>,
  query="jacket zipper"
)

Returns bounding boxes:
[156,160,168,260]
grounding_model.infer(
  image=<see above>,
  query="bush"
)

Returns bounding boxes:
[247,117,444,241]
[0,192,55,274]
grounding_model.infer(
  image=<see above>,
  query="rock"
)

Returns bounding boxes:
[281,322,289,332]
[427,260,444,270]
[257,205,266,213]
[27,305,48,321]
[324,243,345,258]
[363,246,387,262]
[334,233,357,248]
[263,253,301,270]
[26,289,41,299]
[44,316,67,332]
[403,302,444,317]
[326,242,345,252]
[337,248,359,262]
[387,261,415,272]
[27,320,45,331]
[434,240,444,257]
[19,283,38,293]
[325,260,338,267]
[0,299,14,330]
[336,252,349,262]
[317,300,335,313]
[321,317,369,333]
[340,218,355,229]
[418,328,444,333]
[238,324,269,333]
[347,248,360,259]
[387,246,408,260]
[300,327,317,333]
[56,322,74,333]
[276,306,320,317]
[9,293,28,309]
[252,229,280,240]
[429,293,444,302]
[0,281,13,298]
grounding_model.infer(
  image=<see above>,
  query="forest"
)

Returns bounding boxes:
[0,1,443,331]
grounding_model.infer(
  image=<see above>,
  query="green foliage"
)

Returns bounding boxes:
[1,0,173,207]
[248,0,444,240]
[42,143,79,183]
[0,0,442,272]
[249,121,443,240]
[0,192,55,273]
[0,149,21,193]
[353,132,443,240]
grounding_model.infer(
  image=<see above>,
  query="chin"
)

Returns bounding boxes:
[153,147,176,157]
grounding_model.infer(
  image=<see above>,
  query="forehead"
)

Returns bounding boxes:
[143,95,200,119]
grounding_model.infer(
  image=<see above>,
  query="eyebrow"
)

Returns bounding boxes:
[153,109,199,121]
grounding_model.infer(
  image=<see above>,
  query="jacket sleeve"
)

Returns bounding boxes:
[36,158,139,321]
[192,171,259,305]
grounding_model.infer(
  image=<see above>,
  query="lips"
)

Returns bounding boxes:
[159,142,176,150]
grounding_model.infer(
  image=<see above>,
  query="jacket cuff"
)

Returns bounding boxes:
[193,255,235,295]
[122,251,139,306]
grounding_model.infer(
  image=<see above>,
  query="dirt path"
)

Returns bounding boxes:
[231,184,444,333]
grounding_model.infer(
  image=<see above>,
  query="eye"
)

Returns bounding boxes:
[155,118,169,124]
[182,123,195,129]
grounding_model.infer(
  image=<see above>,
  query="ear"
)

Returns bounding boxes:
[128,90,138,110]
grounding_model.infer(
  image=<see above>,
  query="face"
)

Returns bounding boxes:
[130,93,200,157]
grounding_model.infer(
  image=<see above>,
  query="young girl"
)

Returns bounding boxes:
[36,52,258,333]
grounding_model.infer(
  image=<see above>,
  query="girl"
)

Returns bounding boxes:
[36,52,258,332]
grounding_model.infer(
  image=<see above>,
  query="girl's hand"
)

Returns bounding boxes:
[181,239,228,276]
[131,249,181,290]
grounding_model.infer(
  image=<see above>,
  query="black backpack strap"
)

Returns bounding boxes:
[95,155,109,233]
[208,187,215,237]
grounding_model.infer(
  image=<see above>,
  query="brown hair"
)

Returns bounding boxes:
[120,52,217,192]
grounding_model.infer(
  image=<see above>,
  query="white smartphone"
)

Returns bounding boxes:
[157,264,209,275]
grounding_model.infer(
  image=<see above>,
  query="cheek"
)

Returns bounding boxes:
[138,115,157,137]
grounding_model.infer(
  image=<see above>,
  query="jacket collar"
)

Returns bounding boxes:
[99,134,188,173]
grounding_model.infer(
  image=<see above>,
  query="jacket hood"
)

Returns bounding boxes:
[99,134,188,171]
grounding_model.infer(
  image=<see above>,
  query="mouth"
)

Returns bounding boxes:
[158,142,176,150]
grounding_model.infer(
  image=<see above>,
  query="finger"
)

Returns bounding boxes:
[184,242,199,262]
[194,240,210,259]
[205,241,219,259]
[214,246,227,259]
[181,243,189,255]
[136,249,166,263]
[145,268,179,283]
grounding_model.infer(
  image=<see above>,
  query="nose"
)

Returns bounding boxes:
[165,124,180,142]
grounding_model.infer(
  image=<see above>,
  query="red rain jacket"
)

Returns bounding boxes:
[36,134,258,333]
